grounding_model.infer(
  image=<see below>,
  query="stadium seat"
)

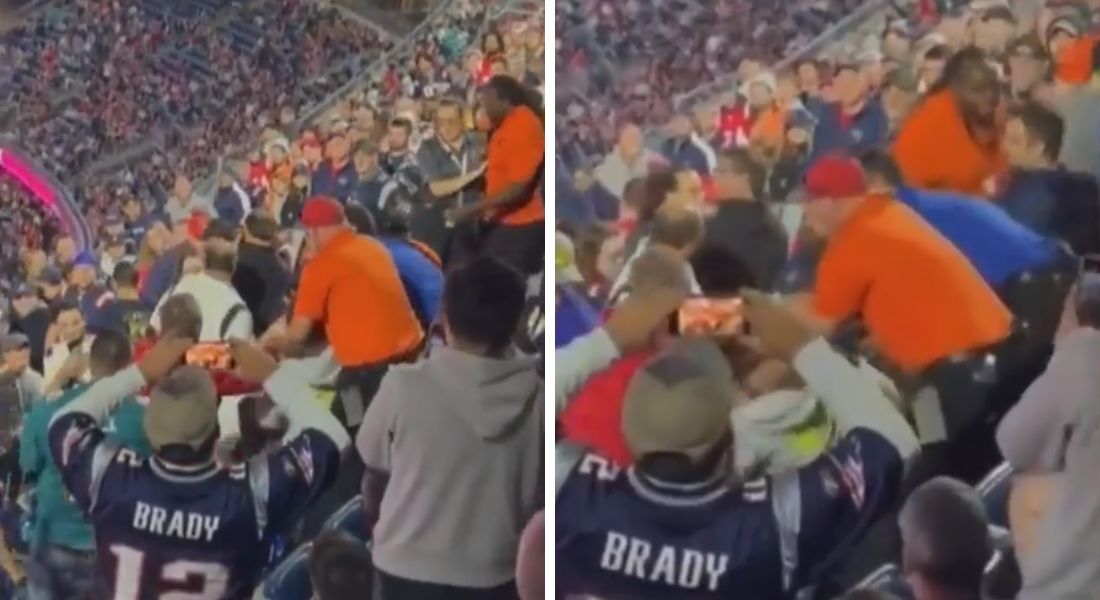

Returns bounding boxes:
[976,462,1013,529]
[260,542,314,600]
[321,496,368,541]
[983,546,1022,600]
[849,563,914,598]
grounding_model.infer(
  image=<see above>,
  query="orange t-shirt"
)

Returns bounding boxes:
[892,90,1005,197]
[294,229,424,366]
[813,194,1012,373]
[486,104,545,226]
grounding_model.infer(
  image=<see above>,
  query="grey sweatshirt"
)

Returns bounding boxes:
[358,346,543,587]
[996,327,1100,473]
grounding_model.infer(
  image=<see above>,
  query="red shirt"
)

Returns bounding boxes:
[559,351,654,467]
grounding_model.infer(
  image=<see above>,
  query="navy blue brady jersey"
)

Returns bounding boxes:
[556,428,905,599]
[49,411,341,599]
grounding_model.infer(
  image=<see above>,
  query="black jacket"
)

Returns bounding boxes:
[997,168,1100,256]
[233,242,291,337]
[705,200,789,290]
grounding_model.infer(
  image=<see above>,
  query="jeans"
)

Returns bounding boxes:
[25,545,98,600]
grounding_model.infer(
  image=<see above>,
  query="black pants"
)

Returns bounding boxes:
[997,256,1075,357]
[334,362,392,430]
[447,220,544,276]
[376,570,519,600]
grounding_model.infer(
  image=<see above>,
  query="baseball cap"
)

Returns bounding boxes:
[0,333,29,354]
[144,366,219,452]
[73,251,97,268]
[622,338,736,463]
[300,197,346,228]
[804,155,867,200]
[1008,34,1047,61]
[38,267,62,286]
[1047,15,1083,40]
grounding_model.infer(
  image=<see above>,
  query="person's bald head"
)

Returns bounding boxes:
[899,477,991,598]
[651,202,704,256]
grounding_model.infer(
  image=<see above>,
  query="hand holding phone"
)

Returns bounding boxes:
[185,343,234,370]
[676,297,745,336]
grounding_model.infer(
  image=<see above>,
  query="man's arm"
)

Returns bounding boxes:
[555,328,620,415]
[427,169,484,199]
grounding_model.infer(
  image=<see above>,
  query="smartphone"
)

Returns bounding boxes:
[185,342,234,370]
[676,297,745,336]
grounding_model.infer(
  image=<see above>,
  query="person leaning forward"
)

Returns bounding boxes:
[798,155,1013,481]
[269,196,424,428]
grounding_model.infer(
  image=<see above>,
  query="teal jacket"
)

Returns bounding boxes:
[19,383,150,551]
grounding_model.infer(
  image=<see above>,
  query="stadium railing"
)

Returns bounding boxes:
[0,145,93,250]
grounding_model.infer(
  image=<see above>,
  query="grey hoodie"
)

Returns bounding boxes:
[358,346,543,587]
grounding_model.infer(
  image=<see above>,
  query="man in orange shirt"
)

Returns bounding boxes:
[270,196,423,429]
[800,155,1013,480]
[449,75,544,275]
[893,47,1006,196]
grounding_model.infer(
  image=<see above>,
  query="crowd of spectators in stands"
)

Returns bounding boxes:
[555,0,1100,598]
[0,0,546,597]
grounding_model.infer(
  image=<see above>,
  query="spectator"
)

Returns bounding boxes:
[705,149,788,290]
[997,101,1100,255]
[556,290,918,597]
[359,257,540,600]
[450,76,545,276]
[308,530,373,600]
[375,188,444,331]
[880,67,920,137]
[91,262,152,341]
[1006,35,1049,105]
[809,63,890,163]
[164,174,214,223]
[152,223,252,342]
[893,47,1006,196]
[46,337,350,598]
[594,124,665,202]
[380,118,417,177]
[312,134,358,204]
[418,98,487,257]
[233,211,291,339]
[660,114,714,176]
[0,333,43,453]
[20,330,146,600]
[348,140,394,219]
[898,477,993,600]
[42,302,93,391]
[1049,35,1100,182]
[609,202,704,303]
[213,171,252,225]
[9,283,51,373]
[269,197,422,429]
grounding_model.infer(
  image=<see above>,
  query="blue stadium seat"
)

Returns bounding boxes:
[977,462,1013,529]
[261,542,314,600]
[321,496,368,541]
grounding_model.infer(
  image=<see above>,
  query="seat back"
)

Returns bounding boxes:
[977,462,1014,529]
[261,542,314,600]
[322,495,368,542]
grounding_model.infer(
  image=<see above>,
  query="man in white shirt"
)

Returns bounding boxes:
[152,223,253,342]
[42,303,93,391]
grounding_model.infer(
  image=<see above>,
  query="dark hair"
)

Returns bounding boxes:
[932,46,992,93]
[113,261,139,289]
[89,328,133,374]
[53,300,81,322]
[443,257,526,355]
[1010,102,1065,162]
[483,75,544,119]
[309,530,372,600]
[353,139,379,156]
[158,293,203,340]
[858,149,905,187]
[244,210,278,244]
[639,171,678,222]
[900,477,991,593]
[203,240,236,275]
[690,243,757,294]
[482,30,504,54]
[344,204,378,236]
[435,97,465,118]
[389,117,413,134]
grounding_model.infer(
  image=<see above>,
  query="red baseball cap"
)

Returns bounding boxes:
[300,196,345,227]
[804,155,867,200]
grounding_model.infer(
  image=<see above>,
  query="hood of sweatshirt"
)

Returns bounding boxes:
[424,346,542,440]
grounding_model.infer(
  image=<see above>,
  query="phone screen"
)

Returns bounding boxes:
[185,343,233,370]
[676,297,744,336]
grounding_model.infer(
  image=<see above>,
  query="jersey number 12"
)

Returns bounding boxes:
[111,545,229,599]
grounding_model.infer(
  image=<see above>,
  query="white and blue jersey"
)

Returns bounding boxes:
[556,428,905,599]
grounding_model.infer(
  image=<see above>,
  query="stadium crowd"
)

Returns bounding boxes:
[0,0,546,598]
[555,0,1100,598]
